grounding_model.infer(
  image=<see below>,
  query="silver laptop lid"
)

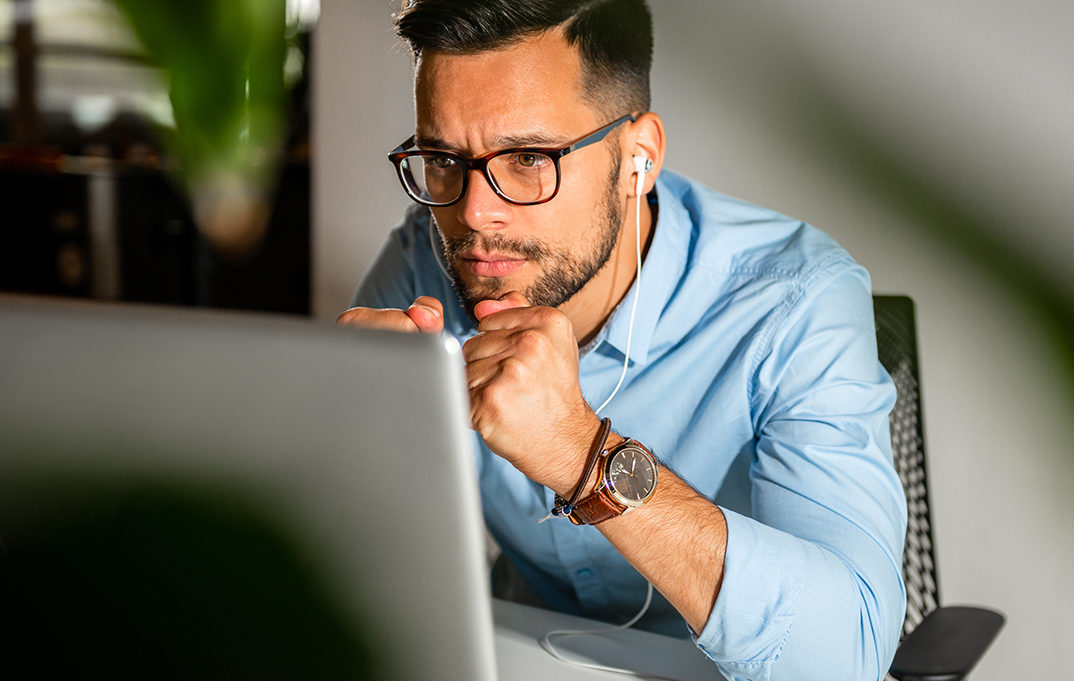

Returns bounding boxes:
[0,295,496,681]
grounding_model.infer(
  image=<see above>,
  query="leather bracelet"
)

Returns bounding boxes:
[550,417,612,518]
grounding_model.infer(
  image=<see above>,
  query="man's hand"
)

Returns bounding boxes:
[463,291,601,494]
[336,296,444,334]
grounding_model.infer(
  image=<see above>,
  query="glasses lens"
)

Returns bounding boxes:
[488,152,558,204]
[400,154,464,205]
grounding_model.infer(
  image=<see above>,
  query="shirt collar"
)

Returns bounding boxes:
[592,174,689,366]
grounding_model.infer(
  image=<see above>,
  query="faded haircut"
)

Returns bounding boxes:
[394,0,653,117]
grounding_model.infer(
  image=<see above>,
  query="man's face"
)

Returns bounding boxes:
[413,30,628,315]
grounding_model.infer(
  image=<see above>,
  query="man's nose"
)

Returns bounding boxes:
[455,169,511,231]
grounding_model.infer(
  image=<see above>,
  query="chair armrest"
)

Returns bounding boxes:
[889,605,1005,681]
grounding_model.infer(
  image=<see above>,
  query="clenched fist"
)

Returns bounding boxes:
[463,291,601,495]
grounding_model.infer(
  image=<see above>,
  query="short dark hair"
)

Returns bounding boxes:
[394,0,653,117]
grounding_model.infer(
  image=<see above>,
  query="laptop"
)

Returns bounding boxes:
[0,295,497,680]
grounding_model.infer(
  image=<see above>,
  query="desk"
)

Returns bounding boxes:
[493,599,727,680]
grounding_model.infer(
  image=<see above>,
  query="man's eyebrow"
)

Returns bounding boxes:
[493,132,567,148]
[413,131,568,153]
[413,134,454,151]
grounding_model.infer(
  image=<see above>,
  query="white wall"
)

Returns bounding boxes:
[312,0,413,317]
[314,2,1074,678]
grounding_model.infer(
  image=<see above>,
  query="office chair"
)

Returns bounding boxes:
[874,295,1005,681]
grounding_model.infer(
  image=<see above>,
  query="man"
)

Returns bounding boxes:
[338,2,907,680]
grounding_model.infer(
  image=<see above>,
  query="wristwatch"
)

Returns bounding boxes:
[567,439,659,525]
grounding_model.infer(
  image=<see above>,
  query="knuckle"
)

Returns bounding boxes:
[500,356,528,381]
[533,307,569,334]
[551,312,572,335]
[515,328,545,353]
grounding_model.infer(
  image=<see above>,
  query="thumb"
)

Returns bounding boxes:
[405,296,445,333]
[473,291,530,321]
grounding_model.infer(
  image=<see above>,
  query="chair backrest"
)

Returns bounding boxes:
[873,295,940,638]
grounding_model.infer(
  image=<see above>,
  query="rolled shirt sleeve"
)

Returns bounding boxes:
[694,267,907,681]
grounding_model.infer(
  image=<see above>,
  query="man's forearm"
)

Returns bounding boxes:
[595,462,728,634]
[538,423,728,634]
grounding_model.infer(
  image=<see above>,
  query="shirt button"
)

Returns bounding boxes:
[576,568,594,580]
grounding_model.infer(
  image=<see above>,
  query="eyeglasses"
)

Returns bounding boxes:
[387,114,635,207]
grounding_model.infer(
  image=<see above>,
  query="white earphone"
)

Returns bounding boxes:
[544,155,668,673]
[591,154,650,416]
[506,151,661,677]
[633,155,652,195]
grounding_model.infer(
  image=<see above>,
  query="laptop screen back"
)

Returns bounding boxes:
[0,296,496,681]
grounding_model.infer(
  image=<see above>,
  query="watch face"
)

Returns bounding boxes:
[607,445,657,505]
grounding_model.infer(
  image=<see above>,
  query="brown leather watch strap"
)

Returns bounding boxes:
[567,486,626,525]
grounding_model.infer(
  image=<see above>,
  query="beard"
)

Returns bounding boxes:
[434,159,624,318]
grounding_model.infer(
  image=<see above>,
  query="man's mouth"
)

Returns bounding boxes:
[460,252,528,277]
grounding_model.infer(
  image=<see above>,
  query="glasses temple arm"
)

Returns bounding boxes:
[561,114,636,157]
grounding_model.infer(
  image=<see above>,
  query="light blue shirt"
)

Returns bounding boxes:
[352,170,907,681]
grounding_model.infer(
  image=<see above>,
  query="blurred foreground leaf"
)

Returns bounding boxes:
[110,0,288,257]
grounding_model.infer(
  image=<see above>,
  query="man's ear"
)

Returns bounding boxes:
[626,112,666,197]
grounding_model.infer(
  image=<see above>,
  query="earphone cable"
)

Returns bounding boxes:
[539,184,684,681]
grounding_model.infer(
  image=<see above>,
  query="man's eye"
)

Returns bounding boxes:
[511,152,548,169]
[430,156,456,169]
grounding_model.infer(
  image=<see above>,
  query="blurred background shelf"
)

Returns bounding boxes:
[0,0,313,314]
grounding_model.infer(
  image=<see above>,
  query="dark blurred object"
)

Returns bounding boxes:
[0,481,379,680]
[0,157,310,314]
[0,159,90,297]
[12,0,40,145]
[875,295,1005,680]
[117,161,310,313]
